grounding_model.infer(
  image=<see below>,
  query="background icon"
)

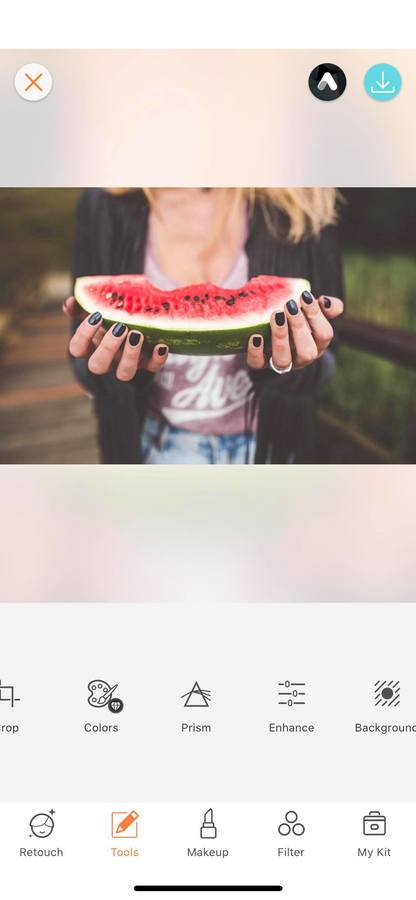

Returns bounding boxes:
[29,810,55,838]
[181,681,211,707]
[0,680,20,707]
[277,681,306,707]
[200,808,217,839]
[374,680,400,708]
[363,810,387,835]
[308,63,347,101]
[364,64,402,101]
[278,810,305,837]
[14,64,53,102]
[87,679,124,713]
[112,810,139,838]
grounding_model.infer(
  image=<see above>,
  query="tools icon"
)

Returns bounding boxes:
[87,679,124,713]
[181,681,211,708]
[277,681,306,707]
[0,680,20,708]
[112,810,139,839]
[374,680,400,708]
[200,808,217,839]
[278,811,305,837]
[29,810,55,838]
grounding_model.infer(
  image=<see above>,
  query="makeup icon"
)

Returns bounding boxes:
[200,808,217,839]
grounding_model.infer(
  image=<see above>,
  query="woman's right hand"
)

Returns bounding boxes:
[64,296,169,382]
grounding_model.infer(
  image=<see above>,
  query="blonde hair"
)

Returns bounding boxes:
[109,187,339,244]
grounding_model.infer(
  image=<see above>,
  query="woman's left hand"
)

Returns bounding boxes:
[246,291,344,372]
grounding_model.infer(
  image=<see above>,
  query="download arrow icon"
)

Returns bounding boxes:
[376,71,390,89]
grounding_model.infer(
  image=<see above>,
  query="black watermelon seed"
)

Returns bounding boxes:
[111,292,118,299]
[116,300,124,308]
[193,295,200,301]
[204,293,209,300]
[215,295,222,300]
[118,294,125,301]
[145,307,152,312]
[238,291,249,297]
[226,298,235,306]
[184,295,191,300]
[162,302,170,310]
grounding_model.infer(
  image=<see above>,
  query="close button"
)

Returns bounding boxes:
[14,63,53,102]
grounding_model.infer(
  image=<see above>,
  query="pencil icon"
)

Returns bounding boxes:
[113,810,139,837]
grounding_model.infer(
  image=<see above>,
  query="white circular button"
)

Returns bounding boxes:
[14,63,53,102]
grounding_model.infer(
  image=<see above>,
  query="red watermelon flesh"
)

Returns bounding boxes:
[75,274,310,355]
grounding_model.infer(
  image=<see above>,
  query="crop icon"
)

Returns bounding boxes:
[181,681,211,708]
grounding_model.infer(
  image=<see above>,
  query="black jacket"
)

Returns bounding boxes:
[72,189,343,463]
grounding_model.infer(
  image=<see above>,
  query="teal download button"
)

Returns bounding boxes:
[364,63,402,102]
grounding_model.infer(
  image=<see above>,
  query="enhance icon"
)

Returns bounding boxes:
[277,681,306,707]
[87,679,124,713]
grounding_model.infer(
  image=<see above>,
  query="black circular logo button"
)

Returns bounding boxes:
[308,63,347,101]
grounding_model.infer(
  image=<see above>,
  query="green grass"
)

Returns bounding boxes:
[343,252,416,331]
[0,188,80,314]
[323,253,416,459]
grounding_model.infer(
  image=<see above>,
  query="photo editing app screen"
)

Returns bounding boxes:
[0,48,416,900]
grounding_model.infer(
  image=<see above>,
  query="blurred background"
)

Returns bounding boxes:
[0,187,415,464]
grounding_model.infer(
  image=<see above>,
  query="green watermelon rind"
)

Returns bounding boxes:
[74,275,311,356]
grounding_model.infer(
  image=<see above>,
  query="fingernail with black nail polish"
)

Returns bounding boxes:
[112,323,126,337]
[302,290,314,304]
[275,311,285,326]
[252,336,262,347]
[158,345,168,356]
[286,299,299,316]
[88,312,102,325]
[129,331,141,347]
[324,297,332,309]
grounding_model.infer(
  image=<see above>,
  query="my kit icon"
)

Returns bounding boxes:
[363,811,387,836]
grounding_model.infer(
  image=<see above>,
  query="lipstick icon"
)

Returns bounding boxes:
[200,808,217,839]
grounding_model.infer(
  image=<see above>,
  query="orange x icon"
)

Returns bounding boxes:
[24,72,43,92]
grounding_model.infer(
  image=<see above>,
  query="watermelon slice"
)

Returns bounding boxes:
[74,274,310,355]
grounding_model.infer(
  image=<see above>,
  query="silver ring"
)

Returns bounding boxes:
[269,356,293,375]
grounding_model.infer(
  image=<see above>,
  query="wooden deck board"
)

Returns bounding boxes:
[0,304,99,464]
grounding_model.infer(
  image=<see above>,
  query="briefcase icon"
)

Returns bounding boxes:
[363,811,386,835]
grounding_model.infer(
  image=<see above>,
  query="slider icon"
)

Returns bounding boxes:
[200,808,217,839]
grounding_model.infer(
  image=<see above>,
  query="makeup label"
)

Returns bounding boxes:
[187,848,229,858]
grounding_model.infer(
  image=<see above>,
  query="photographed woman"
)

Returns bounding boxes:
[66,188,344,463]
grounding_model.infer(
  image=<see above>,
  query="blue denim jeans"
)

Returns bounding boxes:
[141,415,256,464]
